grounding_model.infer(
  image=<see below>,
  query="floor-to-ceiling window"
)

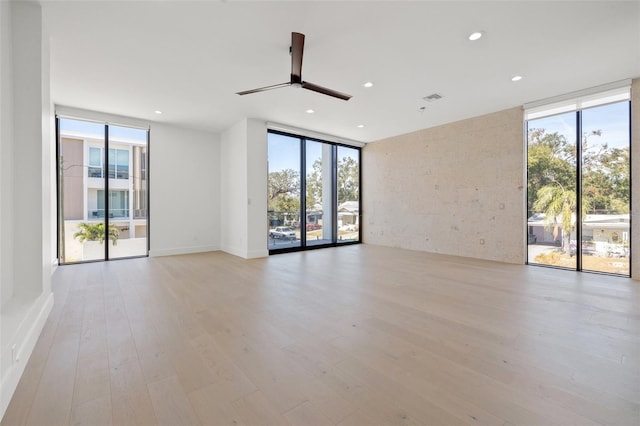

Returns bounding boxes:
[57,117,149,263]
[526,87,630,276]
[267,130,361,253]
[305,139,333,246]
[267,132,302,250]
[337,145,360,243]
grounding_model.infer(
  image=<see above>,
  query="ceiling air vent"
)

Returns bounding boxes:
[423,93,443,102]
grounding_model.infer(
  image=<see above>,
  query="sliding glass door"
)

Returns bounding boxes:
[59,118,107,262]
[305,140,333,246]
[57,118,149,263]
[580,102,630,274]
[526,112,578,270]
[108,125,148,259]
[268,131,361,253]
[337,146,360,243]
[526,97,630,276]
[267,133,302,250]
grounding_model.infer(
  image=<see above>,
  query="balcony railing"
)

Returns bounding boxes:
[87,209,147,220]
[88,209,129,219]
[133,209,147,219]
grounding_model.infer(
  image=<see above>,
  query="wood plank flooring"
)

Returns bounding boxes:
[2,245,639,425]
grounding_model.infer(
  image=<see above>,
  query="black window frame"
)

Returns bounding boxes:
[525,100,631,277]
[267,129,362,254]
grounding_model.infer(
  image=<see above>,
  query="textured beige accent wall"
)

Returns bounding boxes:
[631,78,639,280]
[363,107,524,264]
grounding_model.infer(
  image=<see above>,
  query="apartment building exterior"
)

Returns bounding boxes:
[59,129,148,261]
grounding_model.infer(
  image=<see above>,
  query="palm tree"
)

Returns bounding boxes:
[533,184,576,254]
[533,183,592,255]
[73,222,119,245]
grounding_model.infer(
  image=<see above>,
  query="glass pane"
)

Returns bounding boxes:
[88,147,102,177]
[58,118,106,262]
[527,112,577,269]
[89,147,100,165]
[306,140,333,246]
[133,145,148,219]
[117,149,129,179]
[97,190,105,212]
[267,133,301,250]
[108,125,148,259]
[581,102,630,275]
[337,146,360,243]
[108,148,115,178]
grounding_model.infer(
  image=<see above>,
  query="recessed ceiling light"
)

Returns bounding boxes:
[357,124,365,128]
[511,75,523,82]
[468,31,483,41]
[306,109,315,114]
[363,81,374,88]
[154,110,163,114]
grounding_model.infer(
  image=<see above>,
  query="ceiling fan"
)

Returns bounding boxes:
[236,32,352,101]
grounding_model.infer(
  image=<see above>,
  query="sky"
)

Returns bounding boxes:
[528,101,630,149]
[268,132,360,174]
[59,118,148,142]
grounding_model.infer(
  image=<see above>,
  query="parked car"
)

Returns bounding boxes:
[607,246,628,258]
[269,227,296,239]
[306,223,322,231]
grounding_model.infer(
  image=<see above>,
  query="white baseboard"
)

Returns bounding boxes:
[0,291,54,419]
[149,245,220,257]
[220,245,268,259]
[148,245,268,260]
[220,245,244,259]
[246,249,268,259]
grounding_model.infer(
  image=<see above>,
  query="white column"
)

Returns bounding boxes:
[321,144,333,241]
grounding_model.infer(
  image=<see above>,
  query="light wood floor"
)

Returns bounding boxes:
[2,245,639,425]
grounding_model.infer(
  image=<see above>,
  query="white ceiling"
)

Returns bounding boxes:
[43,1,640,143]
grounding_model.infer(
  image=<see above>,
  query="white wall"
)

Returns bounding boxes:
[246,119,268,258]
[149,122,220,256]
[0,0,14,308]
[1,1,54,418]
[220,118,268,259]
[220,119,249,257]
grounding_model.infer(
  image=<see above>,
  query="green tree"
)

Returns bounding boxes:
[533,184,595,254]
[581,131,629,214]
[306,159,323,210]
[305,156,360,208]
[527,128,575,215]
[73,222,119,245]
[337,156,359,204]
[268,169,300,213]
[528,127,630,215]
[529,126,629,255]
[532,184,577,254]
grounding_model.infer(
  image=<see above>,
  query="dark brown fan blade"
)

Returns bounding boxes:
[291,32,305,83]
[301,81,352,101]
[236,82,291,96]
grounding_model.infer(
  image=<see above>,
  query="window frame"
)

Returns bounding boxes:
[56,116,150,264]
[525,99,631,277]
[267,129,362,254]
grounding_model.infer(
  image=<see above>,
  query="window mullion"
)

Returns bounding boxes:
[104,125,109,260]
[576,111,583,271]
[300,137,306,248]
